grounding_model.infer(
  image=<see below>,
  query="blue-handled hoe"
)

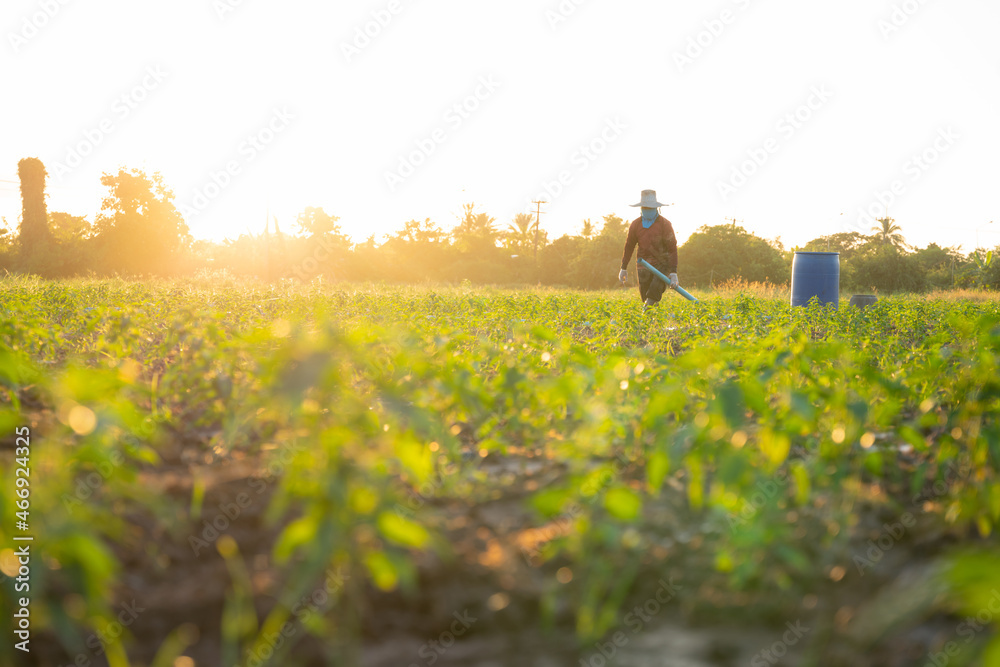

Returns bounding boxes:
[638,258,699,303]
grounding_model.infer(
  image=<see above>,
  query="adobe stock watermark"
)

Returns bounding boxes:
[673,0,756,73]
[878,0,932,40]
[544,0,589,31]
[852,513,916,575]
[849,126,959,234]
[716,84,833,203]
[179,107,295,219]
[578,577,683,667]
[383,75,501,192]
[214,0,249,20]
[750,620,810,666]
[855,460,971,575]
[726,454,817,530]
[520,501,584,566]
[393,463,448,523]
[912,460,972,508]
[341,0,414,63]
[923,589,1000,667]
[49,65,169,183]
[237,565,349,667]
[521,451,636,565]
[526,116,628,206]
[60,447,128,514]
[8,0,72,53]
[60,598,147,665]
[188,439,303,556]
[59,422,151,515]
[408,610,478,666]
[727,473,785,530]
[282,234,347,282]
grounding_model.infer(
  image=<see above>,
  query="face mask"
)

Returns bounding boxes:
[641,208,658,228]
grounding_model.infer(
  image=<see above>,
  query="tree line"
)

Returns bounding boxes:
[3,159,995,292]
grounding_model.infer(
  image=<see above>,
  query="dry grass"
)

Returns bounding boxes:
[921,288,1000,302]
[708,277,790,299]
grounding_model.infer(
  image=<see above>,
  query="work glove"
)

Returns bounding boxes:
[618,269,628,285]
[669,273,678,287]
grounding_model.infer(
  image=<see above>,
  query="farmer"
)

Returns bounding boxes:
[618,189,679,306]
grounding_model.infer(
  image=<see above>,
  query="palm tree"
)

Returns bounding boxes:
[451,203,498,254]
[503,212,537,253]
[871,216,905,248]
[579,218,595,240]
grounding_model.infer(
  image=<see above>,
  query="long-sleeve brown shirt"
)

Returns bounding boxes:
[620,215,678,273]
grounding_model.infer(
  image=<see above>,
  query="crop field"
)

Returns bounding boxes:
[2,277,1000,667]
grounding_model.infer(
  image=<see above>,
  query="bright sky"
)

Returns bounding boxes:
[2,0,998,252]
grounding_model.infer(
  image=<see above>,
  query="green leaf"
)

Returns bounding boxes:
[715,549,735,573]
[760,430,791,468]
[791,462,810,506]
[776,544,812,573]
[531,326,557,342]
[604,486,642,522]
[377,511,430,549]
[789,391,816,422]
[150,624,199,667]
[395,434,433,486]
[864,451,884,476]
[349,486,379,515]
[898,425,925,450]
[532,486,572,517]
[686,457,705,510]
[364,550,400,591]
[717,381,745,427]
[646,451,670,495]
[982,636,1000,666]
[274,515,319,563]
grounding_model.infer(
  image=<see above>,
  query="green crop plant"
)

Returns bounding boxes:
[0,277,998,665]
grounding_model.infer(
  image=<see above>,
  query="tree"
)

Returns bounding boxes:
[579,219,595,240]
[451,203,499,256]
[967,248,996,289]
[501,212,539,255]
[287,207,351,281]
[680,224,788,287]
[802,231,870,261]
[849,244,925,292]
[393,218,446,245]
[94,168,191,275]
[871,216,905,248]
[600,213,627,238]
[802,231,874,289]
[375,219,454,282]
[912,243,963,289]
[17,157,51,251]
[48,212,92,244]
[0,217,15,251]
[568,214,630,289]
[295,206,345,239]
[538,234,584,285]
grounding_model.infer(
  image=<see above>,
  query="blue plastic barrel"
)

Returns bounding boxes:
[791,251,840,307]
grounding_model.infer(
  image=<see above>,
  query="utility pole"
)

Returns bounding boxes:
[724,216,743,228]
[532,200,545,263]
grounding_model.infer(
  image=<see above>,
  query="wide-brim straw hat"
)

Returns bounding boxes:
[630,189,671,208]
